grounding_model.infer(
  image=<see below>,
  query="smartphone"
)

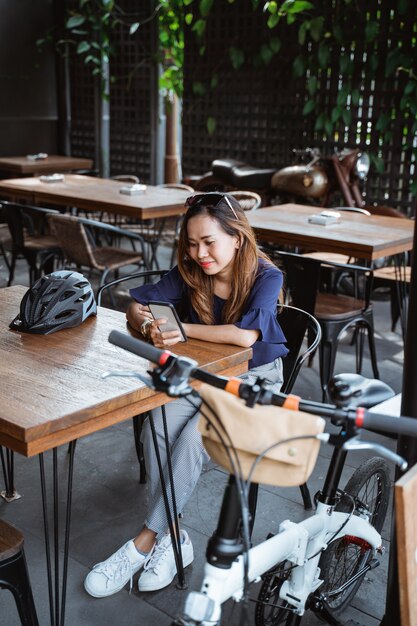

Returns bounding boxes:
[148,301,187,342]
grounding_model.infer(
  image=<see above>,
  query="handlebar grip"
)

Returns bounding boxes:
[363,411,417,437]
[108,330,171,365]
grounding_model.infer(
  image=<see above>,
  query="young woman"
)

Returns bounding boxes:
[84,192,288,597]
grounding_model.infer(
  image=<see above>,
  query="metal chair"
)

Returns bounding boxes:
[275,250,378,401]
[97,270,169,481]
[1,201,61,286]
[0,520,39,626]
[47,214,149,296]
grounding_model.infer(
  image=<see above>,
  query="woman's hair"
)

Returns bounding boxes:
[177,193,272,324]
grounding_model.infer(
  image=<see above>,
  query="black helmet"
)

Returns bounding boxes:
[10,271,97,335]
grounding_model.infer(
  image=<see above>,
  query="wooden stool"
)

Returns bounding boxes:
[0,520,39,626]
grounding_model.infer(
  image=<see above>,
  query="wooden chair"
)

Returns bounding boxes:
[0,520,39,626]
[47,214,149,295]
[275,251,378,401]
[228,190,262,211]
[1,201,61,286]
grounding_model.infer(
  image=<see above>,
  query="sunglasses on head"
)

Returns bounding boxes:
[185,192,238,220]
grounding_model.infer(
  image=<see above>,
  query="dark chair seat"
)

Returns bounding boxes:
[0,520,39,626]
[315,292,371,320]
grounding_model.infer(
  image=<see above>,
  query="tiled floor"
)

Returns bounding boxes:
[0,249,405,626]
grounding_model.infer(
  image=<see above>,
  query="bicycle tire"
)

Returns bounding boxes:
[317,456,391,617]
[255,561,294,626]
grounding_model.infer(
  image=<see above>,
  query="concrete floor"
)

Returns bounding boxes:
[0,246,405,626]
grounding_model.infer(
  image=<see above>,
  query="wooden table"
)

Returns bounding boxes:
[0,286,250,457]
[0,155,93,177]
[0,174,189,221]
[247,204,414,261]
[0,285,251,625]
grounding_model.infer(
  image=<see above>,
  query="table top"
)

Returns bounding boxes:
[0,174,190,220]
[0,286,251,457]
[247,204,414,261]
[0,155,93,175]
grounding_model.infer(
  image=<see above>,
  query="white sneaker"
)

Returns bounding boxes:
[84,540,149,598]
[138,530,194,592]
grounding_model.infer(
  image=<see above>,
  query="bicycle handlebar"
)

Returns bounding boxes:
[108,330,417,439]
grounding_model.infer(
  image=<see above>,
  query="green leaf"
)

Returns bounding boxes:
[66,15,86,30]
[267,14,280,28]
[286,1,314,13]
[185,13,193,25]
[333,24,343,43]
[76,41,90,54]
[310,16,324,42]
[200,0,214,18]
[369,55,379,73]
[269,37,281,53]
[307,75,317,96]
[229,47,245,70]
[293,54,305,78]
[318,43,330,69]
[337,85,349,107]
[372,154,385,174]
[129,22,139,35]
[286,13,296,24]
[324,119,333,136]
[266,1,278,13]
[365,20,379,42]
[342,109,352,125]
[210,73,218,89]
[339,54,349,73]
[192,19,206,38]
[206,116,216,135]
[351,89,360,106]
[404,80,415,96]
[260,44,273,65]
[331,107,342,123]
[410,179,417,195]
[385,48,404,76]
[192,81,206,96]
[398,0,408,15]
[302,99,316,115]
[314,112,325,131]
[298,21,308,45]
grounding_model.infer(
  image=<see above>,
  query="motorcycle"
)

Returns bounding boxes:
[186,147,371,208]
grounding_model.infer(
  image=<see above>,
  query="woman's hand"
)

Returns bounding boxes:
[148,317,183,348]
[126,302,152,331]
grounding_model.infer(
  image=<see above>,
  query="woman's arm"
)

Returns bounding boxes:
[183,322,259,348]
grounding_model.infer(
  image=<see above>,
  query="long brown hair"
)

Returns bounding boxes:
[177,194,272,324]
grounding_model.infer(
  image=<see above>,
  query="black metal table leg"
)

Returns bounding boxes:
[0,446,21,502]
[38,441,76,626]
[148,406,186,589]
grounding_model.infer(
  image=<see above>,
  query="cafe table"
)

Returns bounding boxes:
[0,285,251,626]
[0,155,93,177]
[247,203,414,262]
[0,174,190,268]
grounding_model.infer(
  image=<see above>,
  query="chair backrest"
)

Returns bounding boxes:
[111,174,140,184]
[273,250,321,314]
[97,270,168,309]
[277,304,321,394]
[1,201,59,251]
[48,214,98,268]
[228,190,261,211]
[157,183,194,192]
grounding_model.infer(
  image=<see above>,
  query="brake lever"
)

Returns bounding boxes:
[342,436,408,471]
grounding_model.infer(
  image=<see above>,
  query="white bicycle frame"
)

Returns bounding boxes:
[183,500,382,625]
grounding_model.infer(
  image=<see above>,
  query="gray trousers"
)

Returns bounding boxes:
[142,357,283,535]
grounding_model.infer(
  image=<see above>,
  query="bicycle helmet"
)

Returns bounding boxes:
[9,270,97,335]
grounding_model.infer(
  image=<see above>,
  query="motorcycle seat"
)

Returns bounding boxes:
[212,158,276,190]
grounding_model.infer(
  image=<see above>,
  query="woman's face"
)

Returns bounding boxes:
[186,214,239,278]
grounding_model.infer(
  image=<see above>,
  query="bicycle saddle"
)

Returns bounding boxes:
[212,158,276,189]
[328,373,395,409]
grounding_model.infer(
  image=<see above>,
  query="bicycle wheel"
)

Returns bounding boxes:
[318,456,390,617]
[255,561,294,626]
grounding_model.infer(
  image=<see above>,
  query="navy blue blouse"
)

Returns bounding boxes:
[130,259,288,368]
